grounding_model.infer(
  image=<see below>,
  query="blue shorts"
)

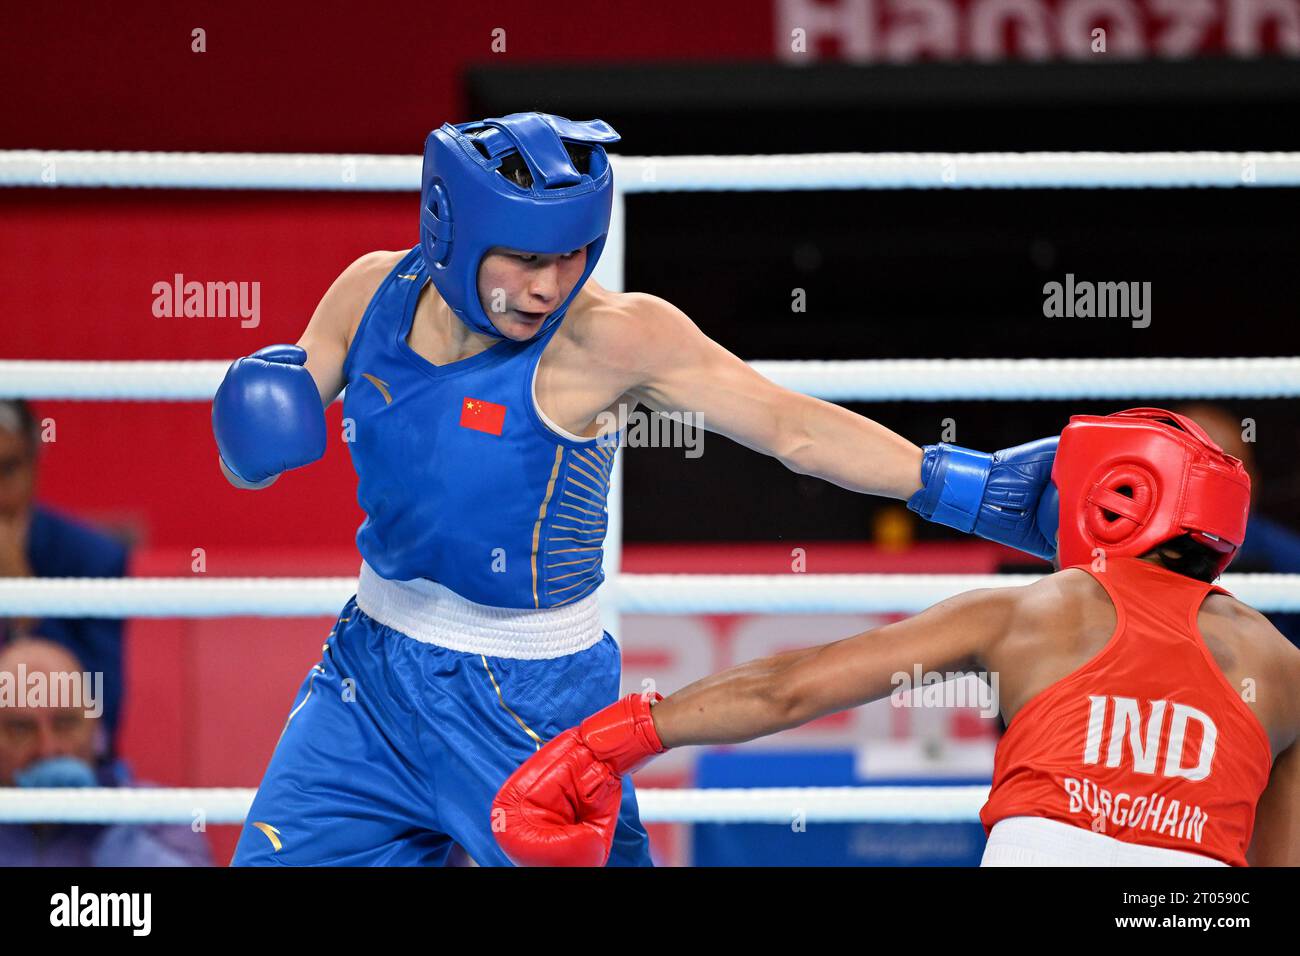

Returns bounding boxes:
[231,598,651,866]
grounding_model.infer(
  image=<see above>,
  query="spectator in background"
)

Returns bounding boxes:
[0,636,211,865]
[1177,403,1300,647]
[0,399,128,752]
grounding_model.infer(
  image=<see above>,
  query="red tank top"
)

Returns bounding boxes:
[980,557,1274,866]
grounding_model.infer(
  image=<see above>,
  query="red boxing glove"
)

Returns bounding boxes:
[578,691,668,775]
[493,693,667,867]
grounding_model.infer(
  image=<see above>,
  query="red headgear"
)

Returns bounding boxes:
[1052,408,1251,575]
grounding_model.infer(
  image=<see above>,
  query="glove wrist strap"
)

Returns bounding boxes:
[579,692,667,776]
[907,444,991,532]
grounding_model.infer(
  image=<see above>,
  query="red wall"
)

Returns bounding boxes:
[5,0,1293,160]
[2,1,771,153]
[2,191,407,549]
[6,190,410,866]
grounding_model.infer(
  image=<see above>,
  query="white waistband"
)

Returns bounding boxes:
[981,816,1228,867]
[354,561,605,659]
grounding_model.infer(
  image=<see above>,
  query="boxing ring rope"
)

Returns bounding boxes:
[3,356,1299,402]
[3,149,1297,831]
[5,149,1300,191]
[2,573,1298,616]
[0,785,990,825]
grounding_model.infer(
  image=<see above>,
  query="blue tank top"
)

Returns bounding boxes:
[341,246,618,609]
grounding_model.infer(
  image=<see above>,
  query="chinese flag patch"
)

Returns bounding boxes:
[460,397,507,436]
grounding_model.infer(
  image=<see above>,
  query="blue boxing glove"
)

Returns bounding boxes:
[212,344,327,488]
[1035,481,1060,553]
[907,436,1059,560]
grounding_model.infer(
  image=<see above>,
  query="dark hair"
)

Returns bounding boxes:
[0,399,39,455]
[1143,534,1224,583]
[493,143,593,189]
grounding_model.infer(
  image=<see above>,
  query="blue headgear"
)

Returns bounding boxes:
[420,112,621,338]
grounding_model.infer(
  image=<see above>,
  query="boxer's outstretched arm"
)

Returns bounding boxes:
[492,579,1038,866]
[591,291,1055,559]
[650,585,1019,748]
[612,293,923,500]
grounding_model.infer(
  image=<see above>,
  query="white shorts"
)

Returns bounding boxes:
[981,816,1228,867]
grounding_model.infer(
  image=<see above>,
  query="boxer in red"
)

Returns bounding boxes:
[493,408,1299,866]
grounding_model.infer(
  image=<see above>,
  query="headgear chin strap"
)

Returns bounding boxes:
[419,112,621,338]
[1051,407,1251,576]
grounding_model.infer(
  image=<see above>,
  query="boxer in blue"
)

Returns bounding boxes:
[216,112,1058,866]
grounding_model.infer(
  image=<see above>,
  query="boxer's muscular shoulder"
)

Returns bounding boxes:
[561,284,690,380]
[985,571,1112,675]
[1012,569,1114,651]
[982,571,1115,720]
[1199,594,1289,670]
[1200,592,1300,736]
[319,250,405,352]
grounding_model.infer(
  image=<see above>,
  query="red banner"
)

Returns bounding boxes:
[774,0,1300,64]
[5,1,1296,153]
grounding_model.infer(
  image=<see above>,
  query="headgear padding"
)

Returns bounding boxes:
[419,112,621,338]
[1051,407,1251,576]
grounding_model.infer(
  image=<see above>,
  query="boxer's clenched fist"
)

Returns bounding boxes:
[493,693,667,867]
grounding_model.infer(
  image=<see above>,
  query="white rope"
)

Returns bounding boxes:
[0,577,359,617]
[3,357,1298,402]
[748,357,1300,402]
[610,573,1048,614]
[0,789,255,825]
[612,573,1300,613]
[638,785,989,823]
[2,573,1297,617]
[0,360,229,401]
[0,150,420,191]
[616,152,1300,192]
[4,149,1298,192]
[0,785,988,825]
